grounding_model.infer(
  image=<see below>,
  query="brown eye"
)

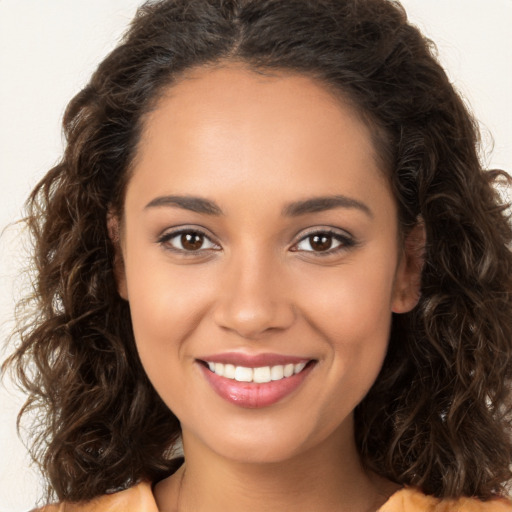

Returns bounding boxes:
[293,229,355,255]
[309,234,333,251]
[181,232,204,251]
[158,229,219,253]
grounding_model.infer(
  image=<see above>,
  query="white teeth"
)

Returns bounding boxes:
[283,363,294,378]
[234,366,253,382]
[294,362,307,373]
[253,366,271,383]
[224,363,236,379]
[206,361,309,382]
[270,365,284,381]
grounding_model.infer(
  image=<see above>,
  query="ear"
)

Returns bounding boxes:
[391,220,425,314]
[107,212,128,300]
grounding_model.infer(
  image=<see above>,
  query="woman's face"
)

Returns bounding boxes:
[116,64,420,464]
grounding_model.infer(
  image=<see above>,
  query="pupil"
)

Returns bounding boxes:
[182,233,203,250]
[311,234,332,251]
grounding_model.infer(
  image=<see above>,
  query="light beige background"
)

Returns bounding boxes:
[1,1,511,510]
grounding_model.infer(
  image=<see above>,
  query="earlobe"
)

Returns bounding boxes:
[391,220,425,314]
[107,212,128,300]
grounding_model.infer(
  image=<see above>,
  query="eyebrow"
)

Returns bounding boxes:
[282,195,373,218]
[144,194,373,218]
[145,195,223,215]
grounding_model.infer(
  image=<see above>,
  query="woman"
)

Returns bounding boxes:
[4,0,512,510]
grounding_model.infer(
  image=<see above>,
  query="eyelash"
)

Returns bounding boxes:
[157,229,221,256]
[291,228,356,256]
[156,227,356,257]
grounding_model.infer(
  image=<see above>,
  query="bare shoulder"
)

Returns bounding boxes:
[379,487,512,512]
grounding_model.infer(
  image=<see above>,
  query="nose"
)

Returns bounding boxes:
[212,249,296,340]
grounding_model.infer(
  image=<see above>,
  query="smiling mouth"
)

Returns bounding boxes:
[201,361,310,383]
[197,355,317,408]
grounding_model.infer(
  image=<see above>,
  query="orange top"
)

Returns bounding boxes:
[36,482,512,512]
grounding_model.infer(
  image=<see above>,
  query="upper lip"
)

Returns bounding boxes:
[197,352,313,368]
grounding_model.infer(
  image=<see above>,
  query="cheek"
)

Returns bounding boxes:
[122,234,219,372]
[296,256,396,340]
[294,256,396,395]
[125,263,218,411]
[127,263,216,346]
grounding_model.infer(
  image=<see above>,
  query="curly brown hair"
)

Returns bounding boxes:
[3,0,512,504]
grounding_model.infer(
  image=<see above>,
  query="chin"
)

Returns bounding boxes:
[182,411,348,466]
[213,436,310,465]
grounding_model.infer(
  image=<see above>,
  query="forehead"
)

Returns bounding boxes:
[140,63,377,155]
[128,63,390,211]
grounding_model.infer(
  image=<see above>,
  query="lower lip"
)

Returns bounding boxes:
[199,363,314,409]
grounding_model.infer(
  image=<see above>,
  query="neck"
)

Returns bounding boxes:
[154,422,398,512]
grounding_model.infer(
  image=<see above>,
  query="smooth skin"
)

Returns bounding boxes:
[112,63,424,512]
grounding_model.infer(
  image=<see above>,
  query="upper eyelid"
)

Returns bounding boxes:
[157,225,354,252]
[158,225,352,239]
[158,225,218,241]
[291,228,355,254]
[157,230,219,259]
[293,226,353,240]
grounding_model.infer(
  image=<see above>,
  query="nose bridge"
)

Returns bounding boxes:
[213,241,295,339]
